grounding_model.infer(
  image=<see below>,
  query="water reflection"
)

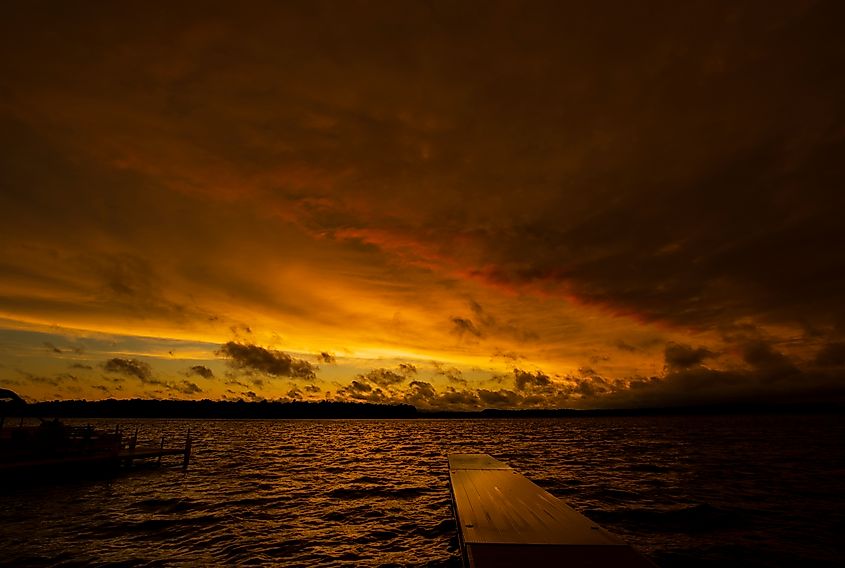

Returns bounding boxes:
[1,415,842,567]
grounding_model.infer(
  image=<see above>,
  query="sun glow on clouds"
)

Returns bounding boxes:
[1,2,844,408]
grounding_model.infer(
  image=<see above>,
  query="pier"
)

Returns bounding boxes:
[0,424,192,476]
[119,429,192,469]
[448,453,655,567]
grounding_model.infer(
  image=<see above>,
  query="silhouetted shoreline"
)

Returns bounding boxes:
[2,399,842,420]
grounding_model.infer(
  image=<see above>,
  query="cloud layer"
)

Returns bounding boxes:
[218,342,316,380]
[0,2,843,407]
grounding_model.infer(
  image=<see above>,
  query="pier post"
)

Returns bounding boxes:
[182,429,192,470]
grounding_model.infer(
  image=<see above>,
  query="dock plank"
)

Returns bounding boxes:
[448,454,512,470]
[448,453,655,567]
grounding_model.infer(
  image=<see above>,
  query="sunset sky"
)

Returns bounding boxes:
[1,1,843,409]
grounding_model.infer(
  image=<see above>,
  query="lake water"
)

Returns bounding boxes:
[1,415,842,567]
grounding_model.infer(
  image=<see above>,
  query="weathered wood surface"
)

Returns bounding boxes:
[448,453,655,567]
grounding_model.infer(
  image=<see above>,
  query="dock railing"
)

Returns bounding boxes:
[119,428,192,470]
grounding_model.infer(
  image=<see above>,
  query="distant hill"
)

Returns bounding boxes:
[1,398,841,420]
[2,398,417,419]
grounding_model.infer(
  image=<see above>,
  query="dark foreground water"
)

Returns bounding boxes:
[1,415,843,567]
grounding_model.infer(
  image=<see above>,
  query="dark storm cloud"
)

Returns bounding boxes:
[173,380,202,395]
[587,340,845,408]
[396,380,483,410]
[354,363,418,389]
[450,302,538,344]
[814,342,845,367]
[491,349,524,363]
[606,366,844,408]
[407,380,436,399]
[358,368,405,388]
[614,340,638,353]
[434,5,839,332]
[573,375,612,398]
[741,340,799,379]
[468,300,493,326]
[402,380,481,410]
[337,380,387,403]
[69,363,93,370]
[318,352,336,364]
[16,371,80,389]
[101,358,202,395]
[103,358,152,381]
[470,301,539,342]
[450,317,482,338]
[303,384,321,393]
[664,343,716,372]
[339,348,845,409]
[44,342,62,354]
[438,387,481,408]
[230,390,259,401]
[218,342,316,379]
[477,389,521,407]
[187,365,214,379]
[338,363,425,402]
[513,369,552,391]
[54,373,79,383]
[398,363,417,374]
[344,380,372,393]
[588,353,611,365]
[78,253,209,325]
[469,347,840,407]
[432,362,466,385]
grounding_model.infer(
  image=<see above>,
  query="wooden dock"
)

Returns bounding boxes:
[448,454,655,567]
[119,445,190,467]
[0,426,191,476]
[120,428,192,469]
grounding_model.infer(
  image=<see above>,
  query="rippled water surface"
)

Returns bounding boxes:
[1,415,843,567]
